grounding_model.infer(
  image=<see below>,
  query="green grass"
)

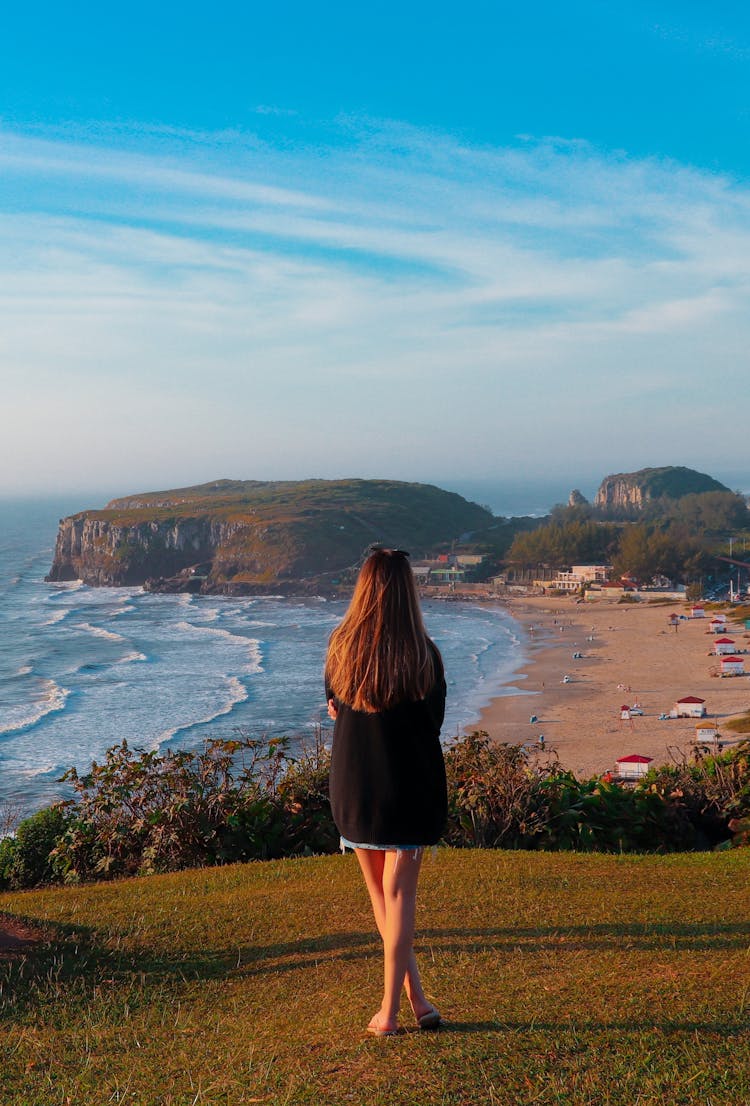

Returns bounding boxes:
[1,850,749,1105]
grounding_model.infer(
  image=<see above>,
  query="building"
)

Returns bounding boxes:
[672,696,707,718]
[694,721,720,743]
[571,564,612,582]
[713,637,737,656]
[615,754,653,780]
[720,656,745,677]
[690,604,705,618]
[709,616,727,633]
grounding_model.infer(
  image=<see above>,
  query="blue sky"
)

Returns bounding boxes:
[2,2,749,499]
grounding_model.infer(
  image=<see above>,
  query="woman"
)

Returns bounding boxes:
[325,546,447,1037]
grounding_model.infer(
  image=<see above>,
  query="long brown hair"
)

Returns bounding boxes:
[326,548,440,713]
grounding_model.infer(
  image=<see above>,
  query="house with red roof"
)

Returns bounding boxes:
[672,696,707,718]
[615,754,653,780]
[720,656,745,677]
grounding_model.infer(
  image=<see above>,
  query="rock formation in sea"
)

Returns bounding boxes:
[593,466,729,513]
[46,478,494,594]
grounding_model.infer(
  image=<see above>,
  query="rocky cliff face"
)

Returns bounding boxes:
[46,478,495,593]
[594,476,647,512]
[594,466,729,513]
[47,515,224,586]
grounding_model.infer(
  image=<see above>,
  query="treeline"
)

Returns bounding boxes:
[506,490,750,583]
[1,734,749,891]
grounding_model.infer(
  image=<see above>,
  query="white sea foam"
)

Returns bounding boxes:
[156,675,249,746]
[75,622,127,643]
[117,651,148,665]
[15,664,34,677]
[21,763,65,779]
[0,677,71,736]
[42,609,69,626]
[174,621,263,673]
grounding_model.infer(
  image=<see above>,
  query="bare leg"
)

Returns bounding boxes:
[354,848,435,1031]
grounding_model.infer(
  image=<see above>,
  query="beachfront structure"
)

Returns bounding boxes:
[672,696,707,718]
[455,553,484,567]
[713,637,737,656]
[709,616,727,633]
[695,722,720,743]
[615,754,653,780]
[571,564,612,582]
[690,604,705,618]
[720,656,745,676]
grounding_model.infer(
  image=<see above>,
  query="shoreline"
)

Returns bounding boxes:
[475,596,750,778]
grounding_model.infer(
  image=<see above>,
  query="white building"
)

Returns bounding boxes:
[672,696,707,718]
[720,656,745,677]
[615,754,653,780]
[713,637,737,656]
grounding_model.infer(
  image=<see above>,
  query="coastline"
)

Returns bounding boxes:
[476,595,750,778]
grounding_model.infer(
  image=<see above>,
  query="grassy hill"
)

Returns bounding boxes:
[47,479,495,591]
[2,849,749,1105]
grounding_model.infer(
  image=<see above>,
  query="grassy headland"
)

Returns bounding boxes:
[2,849,749,1105]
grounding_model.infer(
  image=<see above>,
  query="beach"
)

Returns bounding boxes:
[478,596,750,778]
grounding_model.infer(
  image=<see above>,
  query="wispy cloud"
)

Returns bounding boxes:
[1,118,748,492]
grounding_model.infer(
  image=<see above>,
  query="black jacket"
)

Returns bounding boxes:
[326,645,447,846]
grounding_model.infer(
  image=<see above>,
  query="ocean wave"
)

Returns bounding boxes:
[0,677,71,736]
[15,664,34,677]
[42,609,69,626]
[155,675,249,746]
[174,621,263,673]
[21,762,66,780]
[117,651,148,665]
[75,622,127,643]
[110,602,135,619]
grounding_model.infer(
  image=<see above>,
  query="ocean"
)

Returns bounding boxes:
[0,497,532,816]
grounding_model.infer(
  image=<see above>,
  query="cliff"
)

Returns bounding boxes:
[46,478,493,593]
[593,467,729,514]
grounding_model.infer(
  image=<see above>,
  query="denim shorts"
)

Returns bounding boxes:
[339,835,423,853]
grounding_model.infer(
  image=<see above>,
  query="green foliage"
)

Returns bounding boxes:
[644,742,750,848]
[444,733,749,854]
[507,519,622,568]
[53,734,337,883]
[6,736,750,892]
[0,805,70,890]
[443,732,560,847]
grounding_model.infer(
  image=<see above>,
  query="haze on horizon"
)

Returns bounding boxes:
[2,2,749,498]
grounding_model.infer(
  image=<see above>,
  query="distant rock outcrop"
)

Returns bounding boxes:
[46,478,494,594]
[568,489,589,508]
[593,467,729,513]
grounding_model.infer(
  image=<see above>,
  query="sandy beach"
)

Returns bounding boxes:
[477,596,750,778]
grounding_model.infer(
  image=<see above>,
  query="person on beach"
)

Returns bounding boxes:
[325,546,447,1037]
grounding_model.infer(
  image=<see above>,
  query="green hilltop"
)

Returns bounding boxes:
[48,478,495,592]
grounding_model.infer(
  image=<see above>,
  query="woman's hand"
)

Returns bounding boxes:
[327,698,338,720]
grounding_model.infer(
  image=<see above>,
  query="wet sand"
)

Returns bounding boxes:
[475,596,750,778]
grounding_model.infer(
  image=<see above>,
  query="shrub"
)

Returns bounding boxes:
[643,741,750,849]
[52,733,338,883]
[443,731,562,848]
[0,805,70,889]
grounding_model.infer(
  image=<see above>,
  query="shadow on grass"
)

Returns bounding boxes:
[2,914,749,1025]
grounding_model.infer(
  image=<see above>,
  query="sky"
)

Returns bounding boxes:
[1,1,750,501]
